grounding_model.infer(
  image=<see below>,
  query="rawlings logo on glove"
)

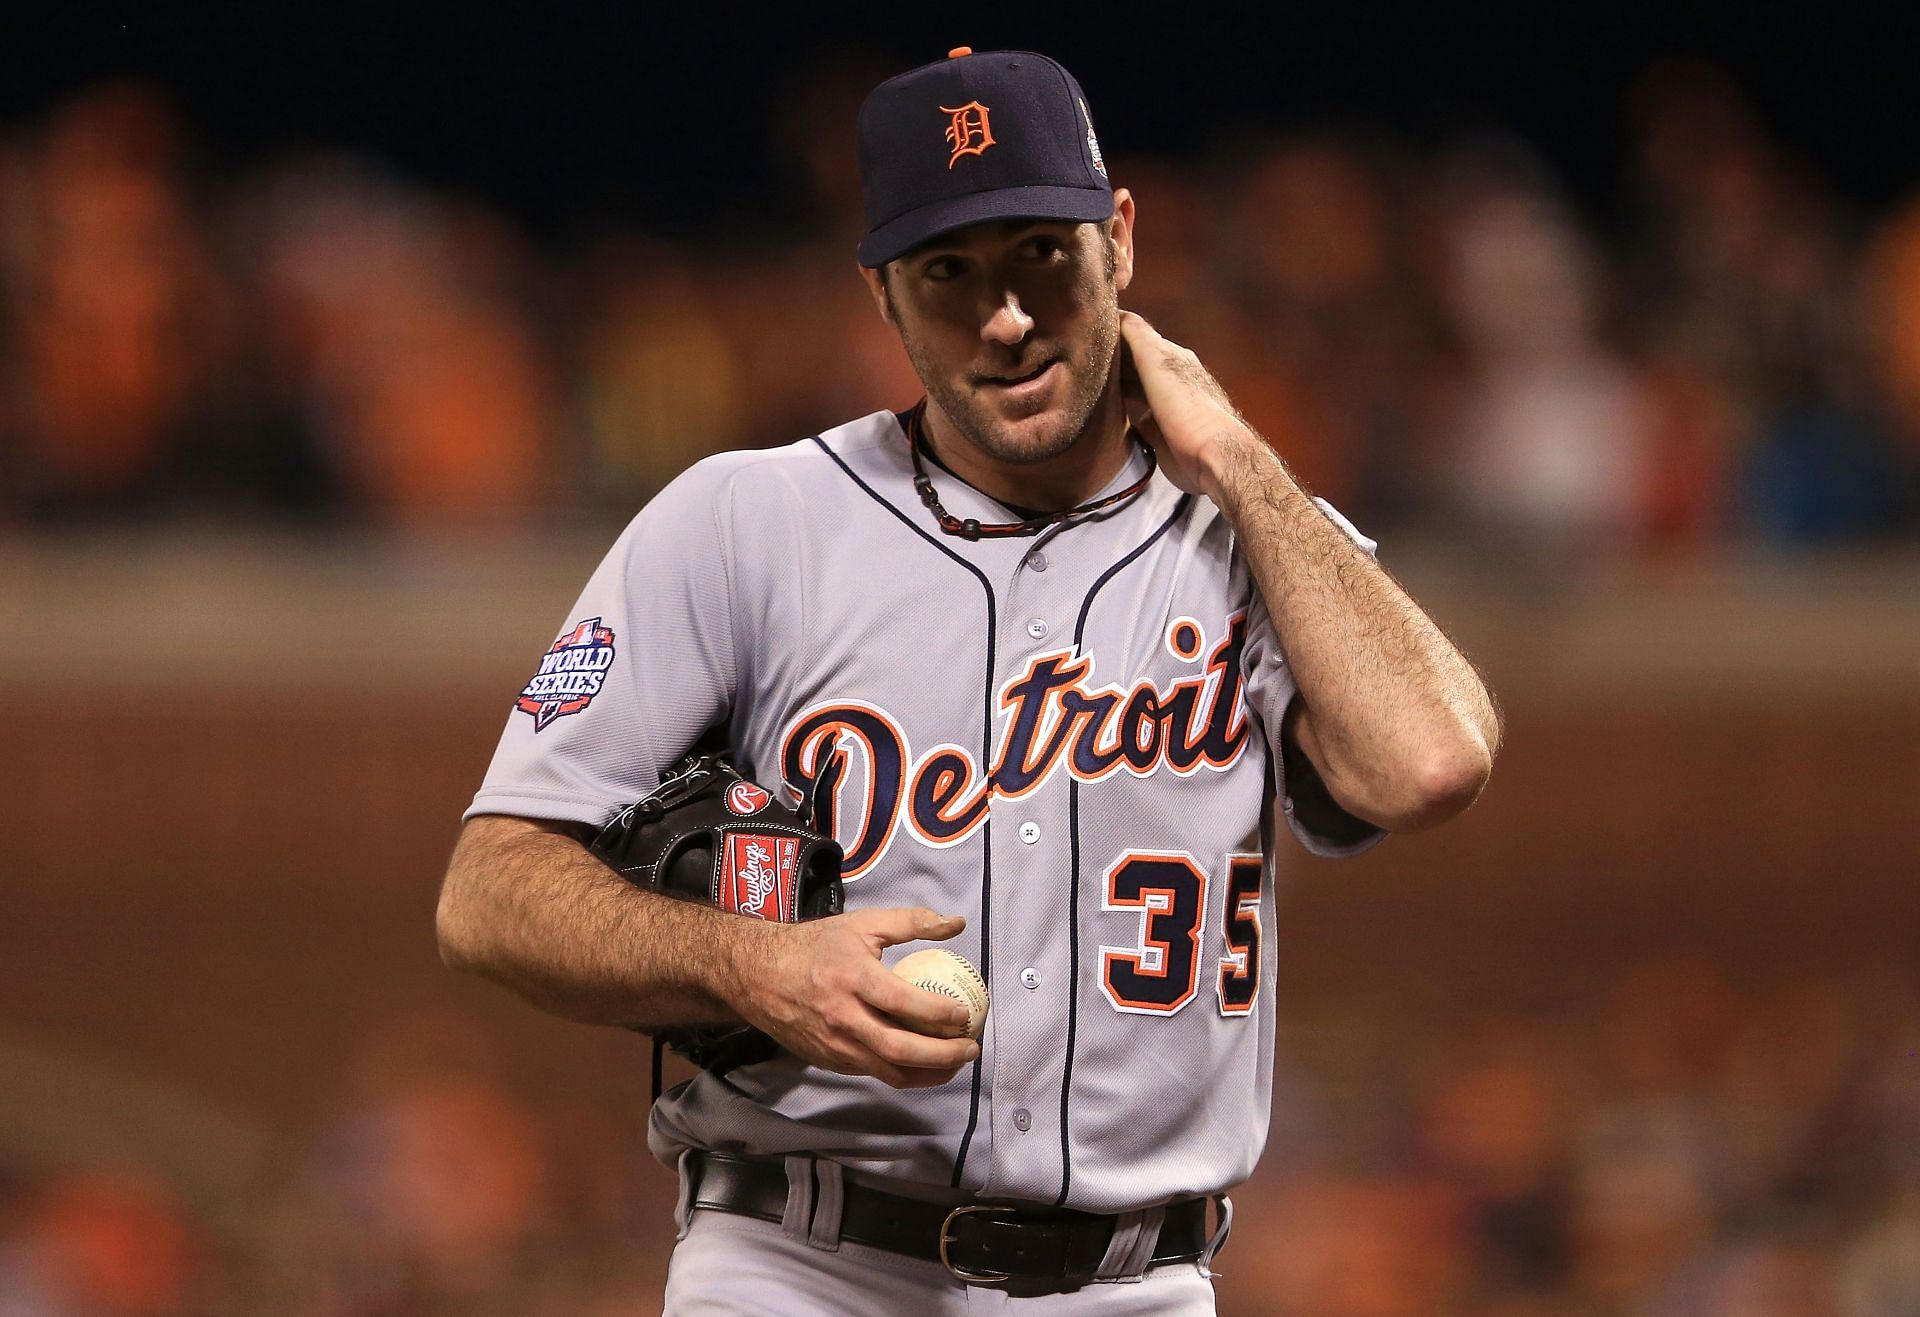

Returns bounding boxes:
[589,752,844,1078]
[720,833,795,919]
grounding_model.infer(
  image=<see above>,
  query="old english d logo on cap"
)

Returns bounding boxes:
[941,100,995,168]
[856,47,1116,267]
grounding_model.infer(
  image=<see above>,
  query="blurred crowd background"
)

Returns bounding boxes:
[8,954,1918,1315]
[4,62,1919,552]
[3,17,1919,1317]
[6,958,1919,1315]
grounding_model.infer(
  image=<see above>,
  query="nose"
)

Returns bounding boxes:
[980,289,1033,346]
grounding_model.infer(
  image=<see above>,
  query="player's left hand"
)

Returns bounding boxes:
[1118,311,1261,503]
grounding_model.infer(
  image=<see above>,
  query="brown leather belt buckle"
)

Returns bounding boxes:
[938,1204,1021,1283]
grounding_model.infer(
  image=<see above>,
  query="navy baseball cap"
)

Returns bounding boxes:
[857,47,1113,268]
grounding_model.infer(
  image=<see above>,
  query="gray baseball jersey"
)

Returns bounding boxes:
[467,406,1384,1214]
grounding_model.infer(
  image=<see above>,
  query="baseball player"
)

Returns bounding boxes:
[438,48,1499,1313]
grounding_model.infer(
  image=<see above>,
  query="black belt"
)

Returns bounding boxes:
[688,1152,1211,1292]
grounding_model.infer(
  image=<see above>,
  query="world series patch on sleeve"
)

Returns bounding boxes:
[588,753,845,1074]
[516,617,617,731]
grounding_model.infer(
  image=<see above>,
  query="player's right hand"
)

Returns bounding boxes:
[733,907,980,1089]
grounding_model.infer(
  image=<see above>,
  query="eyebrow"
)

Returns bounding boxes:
[901,220,1074,261]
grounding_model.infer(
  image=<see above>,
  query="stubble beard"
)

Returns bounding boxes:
[901,298,1122,468]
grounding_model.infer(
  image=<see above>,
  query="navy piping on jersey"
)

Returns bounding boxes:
[1053,493,1193,1207]
[813,428,997,1190]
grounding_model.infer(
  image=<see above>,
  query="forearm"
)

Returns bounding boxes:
[435,814,774,1030]
[1206,433,1500,830]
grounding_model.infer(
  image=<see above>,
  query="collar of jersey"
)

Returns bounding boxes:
[893,401,1155,528]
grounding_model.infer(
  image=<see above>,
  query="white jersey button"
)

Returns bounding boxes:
[1020,967,1040,989]
[1012,1108,1032,1132]
[1027,552,1049,573]
[1026,618,1048,639]
[1018,821,1041,844]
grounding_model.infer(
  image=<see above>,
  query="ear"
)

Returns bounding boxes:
[858,264,896,325]
[1107,187,1137,294]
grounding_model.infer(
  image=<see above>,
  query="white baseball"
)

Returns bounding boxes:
[892,948,989,1041]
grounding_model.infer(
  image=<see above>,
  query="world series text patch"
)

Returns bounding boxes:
[516,617,617,731]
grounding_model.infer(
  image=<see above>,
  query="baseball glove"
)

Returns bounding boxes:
[589,752,844,1079]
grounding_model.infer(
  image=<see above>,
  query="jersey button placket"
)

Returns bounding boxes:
[980,554,1071,1199]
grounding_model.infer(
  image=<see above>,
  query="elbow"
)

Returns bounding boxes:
[1390,734,1493,832]
[435,893,471,972]
[435,870,489,975]
[436,815,524,975]
[1405,737,1489,829]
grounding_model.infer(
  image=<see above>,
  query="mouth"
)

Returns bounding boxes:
[979,358,1061,399]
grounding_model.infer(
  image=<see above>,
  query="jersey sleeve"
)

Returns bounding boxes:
[464,457,743,828]
[1239,497,1390,859]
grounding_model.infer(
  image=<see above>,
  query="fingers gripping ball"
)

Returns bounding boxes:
[893,949,989,1041]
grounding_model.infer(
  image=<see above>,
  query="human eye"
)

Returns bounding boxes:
[1021,233,1068,260]
[921,255,966,281]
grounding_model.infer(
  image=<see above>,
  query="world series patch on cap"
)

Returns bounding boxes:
[857,47,1113,268]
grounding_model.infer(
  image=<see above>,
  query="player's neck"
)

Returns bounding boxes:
[921,382,1133,514]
